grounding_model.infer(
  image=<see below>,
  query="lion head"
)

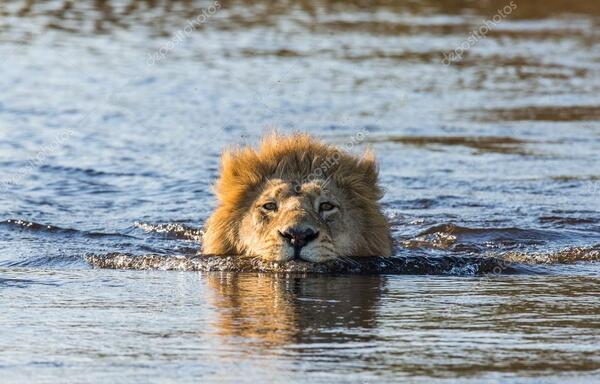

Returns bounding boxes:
[202,133,392,262]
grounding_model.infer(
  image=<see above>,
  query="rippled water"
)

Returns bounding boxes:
[1,0,599,382]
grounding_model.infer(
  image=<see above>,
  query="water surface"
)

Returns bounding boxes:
[0,0,599,382]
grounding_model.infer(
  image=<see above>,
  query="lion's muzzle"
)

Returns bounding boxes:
[278,226,319,259]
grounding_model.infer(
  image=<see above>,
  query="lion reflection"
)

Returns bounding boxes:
[206,273,385,346]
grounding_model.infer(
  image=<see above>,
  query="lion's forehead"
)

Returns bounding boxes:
[261,178,338,200]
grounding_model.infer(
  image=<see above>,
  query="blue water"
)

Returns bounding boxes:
[0,0,599,382]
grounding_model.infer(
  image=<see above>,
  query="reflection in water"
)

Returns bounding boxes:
[1,0,600,382]
[3,0,600,39]
[206,273,384,347]
[467,106,600,122]
[367,135,533,155]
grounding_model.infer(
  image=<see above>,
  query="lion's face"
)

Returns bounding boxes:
[202,133,392,262]
[238,179,355,262]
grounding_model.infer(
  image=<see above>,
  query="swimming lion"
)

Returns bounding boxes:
[202,133,392,262]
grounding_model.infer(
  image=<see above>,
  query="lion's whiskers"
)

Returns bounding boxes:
[338,255,360,267]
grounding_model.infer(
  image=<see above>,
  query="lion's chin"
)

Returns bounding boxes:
[270,257,335,264]
[258,248,337,264]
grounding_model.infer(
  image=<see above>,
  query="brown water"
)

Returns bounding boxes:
[0,0,599,382]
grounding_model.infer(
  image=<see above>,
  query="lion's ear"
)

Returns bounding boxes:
[214,146,263,204]
[214,149,237,202]
[358,147,379,187]
[219,148,244,180]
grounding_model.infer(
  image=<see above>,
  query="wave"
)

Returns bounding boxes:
[86,253,542,276]
[38,164,153,178]
[402,223,571,251]
[0,219,135,239]
[134,222,203,242]
[501,246,600,264]
[538,216,598,226]
[415,223,566,240]
[4,219,598,272]
[2,254,85,268]
[0,277,60,288]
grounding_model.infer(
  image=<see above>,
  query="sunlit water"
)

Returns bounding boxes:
[0,0,599,382]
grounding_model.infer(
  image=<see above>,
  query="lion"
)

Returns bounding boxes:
[202,133,392,262]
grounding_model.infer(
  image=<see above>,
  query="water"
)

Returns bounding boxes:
[0,0,599,382]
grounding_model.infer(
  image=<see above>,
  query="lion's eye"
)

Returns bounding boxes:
[319,202,335,212]
[262,202,277,211]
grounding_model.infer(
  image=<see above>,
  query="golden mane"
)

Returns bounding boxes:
[202,133,391,256]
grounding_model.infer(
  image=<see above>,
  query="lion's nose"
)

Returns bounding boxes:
[279,227,319,249]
